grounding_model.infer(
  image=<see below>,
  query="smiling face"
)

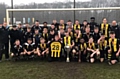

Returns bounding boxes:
[15,40,20,45]
[55,35,59,41]
[103,18,107,24]
[75,20,79,25]
[89,37,94,43]
[112,20,117,26]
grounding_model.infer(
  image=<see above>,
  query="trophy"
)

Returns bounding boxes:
[64,43,70,62]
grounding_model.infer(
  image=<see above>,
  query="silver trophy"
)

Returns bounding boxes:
[64,44,70,62]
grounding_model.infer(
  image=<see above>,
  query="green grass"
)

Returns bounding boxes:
[0,60,120,79]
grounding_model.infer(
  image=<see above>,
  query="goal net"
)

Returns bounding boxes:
[6,7,120,26]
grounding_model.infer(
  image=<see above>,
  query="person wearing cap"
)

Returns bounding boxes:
[9,25,21,52]
[89,17,98,33]
[97,33,107,62]
[107,31,120,65]
[100,18,110,38]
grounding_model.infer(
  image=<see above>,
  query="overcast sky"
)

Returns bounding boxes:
[0,0,91,6]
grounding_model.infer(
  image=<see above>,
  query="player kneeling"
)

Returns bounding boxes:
[107,31,120,65]
[36,37,48,59]
[47,35,63,62]
[11,39,24,60]
[63,31,74,62]
[87,37,100,63]
[23,38,36,59]
[97,33,107,63]
[78,38,87,62]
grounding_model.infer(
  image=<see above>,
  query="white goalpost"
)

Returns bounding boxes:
[6,7,120,26]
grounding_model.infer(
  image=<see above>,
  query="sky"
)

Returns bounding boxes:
[0,0,91,6]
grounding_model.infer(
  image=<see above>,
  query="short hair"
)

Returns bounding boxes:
[18,23,22,25]
[15,39,20,42]
[83,20,87,22]
[94,27,99,29]
[27,27,31,29]
[86,25,90,28]
[90,17,95,20]
[27,38,32,41]
[35,20,39,22]
[110,31,115,34]
[40,37,45,40]
[75,19,79,21]
[101,33,105,36]
[12,25,17,28]
[55,34,59,37]
[43,22,47,24]
[51,23,55,25]
[102,17,107,20]
[67,20,72,22]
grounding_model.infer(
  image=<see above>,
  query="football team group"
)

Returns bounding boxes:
[0,17,120,65]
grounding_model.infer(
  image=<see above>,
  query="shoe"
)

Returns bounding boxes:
[108,62,112,65]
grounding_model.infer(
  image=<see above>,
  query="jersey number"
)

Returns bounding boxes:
[52,45,59,50]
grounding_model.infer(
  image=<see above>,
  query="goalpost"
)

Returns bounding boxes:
[6,7,120,26]
[6,7,120,53]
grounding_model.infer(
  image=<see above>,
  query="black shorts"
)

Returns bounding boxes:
[100,50,105,58]
[111,52,117,60]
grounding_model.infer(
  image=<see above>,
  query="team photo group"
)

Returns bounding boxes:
[0,17,120,65]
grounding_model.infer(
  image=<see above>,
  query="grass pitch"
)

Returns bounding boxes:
[0,59,120,79]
